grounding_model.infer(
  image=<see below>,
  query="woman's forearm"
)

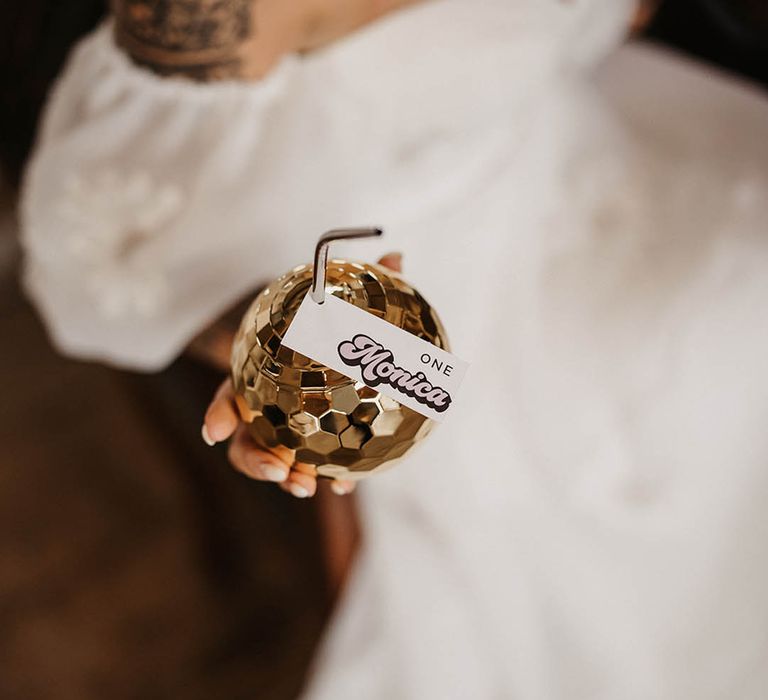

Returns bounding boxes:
[111,0,296,80]
[112,0,421,81]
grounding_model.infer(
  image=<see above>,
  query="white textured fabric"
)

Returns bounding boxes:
[21,1,768,698]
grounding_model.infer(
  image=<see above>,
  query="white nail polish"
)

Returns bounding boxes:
[290,484,310,498]
[264,466,287,483]
[331,482,348,496]
[201,424,216,446]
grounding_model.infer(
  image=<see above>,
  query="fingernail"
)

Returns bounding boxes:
[331,482,348,496]
[289,483,310,498]
[201,424,216,446]
[264,465,287,483]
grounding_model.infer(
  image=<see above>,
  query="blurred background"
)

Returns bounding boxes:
[0,1,766,698]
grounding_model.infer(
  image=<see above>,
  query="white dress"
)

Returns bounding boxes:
[21,1,768,698]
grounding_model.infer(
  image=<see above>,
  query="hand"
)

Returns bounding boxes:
[202,252,402,497]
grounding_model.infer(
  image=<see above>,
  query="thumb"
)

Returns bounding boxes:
[377,252,402,273]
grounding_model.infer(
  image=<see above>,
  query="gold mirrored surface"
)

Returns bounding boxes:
[231,260,448,479]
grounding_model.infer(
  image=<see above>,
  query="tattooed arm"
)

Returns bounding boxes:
[112,0,278,80]
[112,0,421,81]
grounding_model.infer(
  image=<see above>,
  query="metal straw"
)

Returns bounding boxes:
[311,227,383,304]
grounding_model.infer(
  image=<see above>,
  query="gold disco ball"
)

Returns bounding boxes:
[230,229,449,480]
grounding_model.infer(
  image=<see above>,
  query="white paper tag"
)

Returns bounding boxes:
[281,293,468,422]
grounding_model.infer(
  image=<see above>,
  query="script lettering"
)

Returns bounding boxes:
[338,334,452,413]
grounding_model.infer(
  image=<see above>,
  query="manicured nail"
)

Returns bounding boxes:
[201,424,216,446]
[289,483,310,498]
[331,482,348,496]
[264,465,287,483]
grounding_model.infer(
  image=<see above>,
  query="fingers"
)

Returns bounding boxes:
[205,381,357,498]
[226,428,355,498]
[377,252,402,273]
[203,378,240,444]
[227,425,291,483]
[224,426,320,499]
[279,464,318,499]
[267,443,297,468]
[330,480,356,496]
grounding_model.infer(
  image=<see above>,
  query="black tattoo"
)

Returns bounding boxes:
[113,0,254,80]
[117,0,251,51]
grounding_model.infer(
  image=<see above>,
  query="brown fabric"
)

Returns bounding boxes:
[0,279,330,700]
